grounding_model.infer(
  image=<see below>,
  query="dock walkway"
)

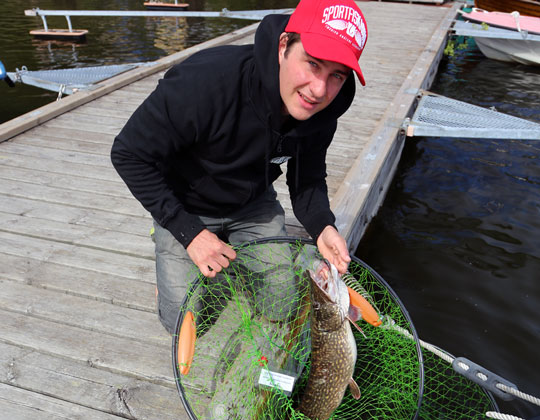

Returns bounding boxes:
[0,2,459,419]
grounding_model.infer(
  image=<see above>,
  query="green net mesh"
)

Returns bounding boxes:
[418,349,497,419]
[173,238,497,420]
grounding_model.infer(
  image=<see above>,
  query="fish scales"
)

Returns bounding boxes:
[297,262,359,420]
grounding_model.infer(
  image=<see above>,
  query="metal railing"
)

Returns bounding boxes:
[24,8,293,32]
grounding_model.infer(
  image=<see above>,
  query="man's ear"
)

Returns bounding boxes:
[278,32,288,65]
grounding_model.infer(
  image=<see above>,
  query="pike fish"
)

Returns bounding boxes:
[297,260,361,420]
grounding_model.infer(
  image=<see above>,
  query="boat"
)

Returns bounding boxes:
[463,8,540,34]
[474,0,540,18]
[457,9,540,65]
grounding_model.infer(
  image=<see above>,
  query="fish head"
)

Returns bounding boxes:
[307,260,350,331]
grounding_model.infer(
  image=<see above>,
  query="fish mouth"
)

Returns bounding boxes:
[308,259,339,304]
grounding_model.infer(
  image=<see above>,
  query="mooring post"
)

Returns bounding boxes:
[39,14,49,31]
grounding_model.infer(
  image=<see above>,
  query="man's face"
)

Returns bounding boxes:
[278,33,351,121]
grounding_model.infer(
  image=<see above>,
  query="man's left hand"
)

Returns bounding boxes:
[316,225,351,274]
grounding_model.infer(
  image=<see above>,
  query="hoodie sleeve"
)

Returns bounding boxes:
[286,126,337,241]
[110,66,205,248]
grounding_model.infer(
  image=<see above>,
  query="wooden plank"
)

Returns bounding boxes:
[0,165,132,197]
[29,29,89,39]
[0,279,167,345]
[0,383,124,420]
[13,134,113,156]
[69,104,144,120]
[0,196,151,237]
[0,231,155,282]
[0,342,187,420]
[0,151,123,182]
[96,90,153,106]
[40,115,125,136]
[87,93,145,108]
[0,212,154,258]
[0,308,173,386]
[56,110,134,127]
[0,253,155,312]
[0,179,147,217]
[0,142,112,167]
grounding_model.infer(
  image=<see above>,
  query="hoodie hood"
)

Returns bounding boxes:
[252,14,356,135]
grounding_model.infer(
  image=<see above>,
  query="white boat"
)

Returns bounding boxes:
[453,17,540,65]
[475,34,540,65]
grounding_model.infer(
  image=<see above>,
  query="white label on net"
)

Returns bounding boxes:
[258,369,295,393]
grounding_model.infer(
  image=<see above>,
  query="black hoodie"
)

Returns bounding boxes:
[111,14,356,248]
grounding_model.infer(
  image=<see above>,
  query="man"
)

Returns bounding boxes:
[111,0,368,334]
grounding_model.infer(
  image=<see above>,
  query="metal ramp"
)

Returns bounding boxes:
[7,62,156,95]
[404,91,540,140]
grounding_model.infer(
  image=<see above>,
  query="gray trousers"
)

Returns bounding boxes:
[153,188,293,334]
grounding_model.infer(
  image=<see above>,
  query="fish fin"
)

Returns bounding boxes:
[347,316,367,339]
[349,378,361,400]
[348,304,363,322]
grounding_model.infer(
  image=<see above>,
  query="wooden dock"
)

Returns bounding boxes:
[0,2,459,419]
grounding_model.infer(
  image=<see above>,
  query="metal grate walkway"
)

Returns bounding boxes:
[7,63,156,94]
[405,92,540,140]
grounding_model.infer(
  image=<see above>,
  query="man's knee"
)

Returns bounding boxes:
[153,220,199,333]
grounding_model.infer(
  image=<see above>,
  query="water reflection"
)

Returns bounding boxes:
[29,40,82,69]
[152,17,189,53]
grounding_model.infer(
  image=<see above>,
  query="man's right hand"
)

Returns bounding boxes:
[186,229,236,278]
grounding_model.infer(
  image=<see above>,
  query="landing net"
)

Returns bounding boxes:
[173,238,497,419]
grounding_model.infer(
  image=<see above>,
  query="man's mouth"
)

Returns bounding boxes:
[299,92,318,105]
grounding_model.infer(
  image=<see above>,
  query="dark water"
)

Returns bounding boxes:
[0,0,297,123]
[356,43,540,418]
[2,1,539,418]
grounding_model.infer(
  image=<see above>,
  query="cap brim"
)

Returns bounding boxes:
[300,33,366,86]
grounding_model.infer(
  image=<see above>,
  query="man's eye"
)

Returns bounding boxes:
[309,60,318,68]
[333,73,343,80]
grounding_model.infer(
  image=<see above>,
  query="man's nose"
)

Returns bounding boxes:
[310,76,327,99]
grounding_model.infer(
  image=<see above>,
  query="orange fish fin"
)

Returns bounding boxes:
[349,378,361,400]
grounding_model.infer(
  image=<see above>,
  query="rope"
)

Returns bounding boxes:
[510,11,522,34]
[496,383,540,407]
[381,321,455,364]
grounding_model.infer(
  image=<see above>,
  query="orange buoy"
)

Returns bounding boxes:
[347,286,382,327]
[177,311,196,375]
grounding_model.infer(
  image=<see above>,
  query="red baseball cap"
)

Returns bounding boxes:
[285,0,368,85]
